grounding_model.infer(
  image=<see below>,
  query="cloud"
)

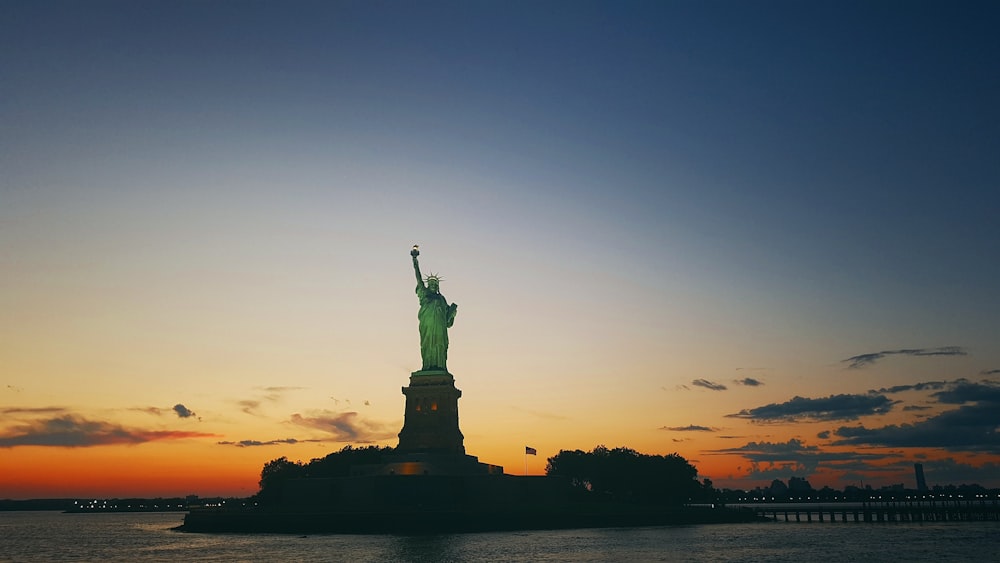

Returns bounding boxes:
[828,380,1000,452]
[741,464,814,481]
[708,438,892,480]
[708,438,886,479]
[842,347,966,369]
[872,381,949,394]
[173,404,196,418]
[289,411,395,443]
[238,387,302,414]
[662,425,717,432]
[727,393,895,422]
[691,379,727,391]
[931,380,1000,404]
[735,378,764,387]
[816,430,830,439]
[0,415,217,448]
[238,400,261,415]
[835,414,1000,452]
[1,406,67,415]
[981,369,1000,375]
[712,438,822,459]
[915,458,1000,487]
[218,438,322,447]
[868,378,1000,410]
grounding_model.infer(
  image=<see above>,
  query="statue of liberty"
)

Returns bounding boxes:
[411,246,458,373]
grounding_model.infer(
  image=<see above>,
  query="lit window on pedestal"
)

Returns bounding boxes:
[431,402,438,411]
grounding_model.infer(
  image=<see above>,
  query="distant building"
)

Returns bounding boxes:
[915,463,928,491]
[767,479,788,495]
[788,476,814,493]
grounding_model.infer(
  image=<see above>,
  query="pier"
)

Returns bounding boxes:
[753,499,1000,523]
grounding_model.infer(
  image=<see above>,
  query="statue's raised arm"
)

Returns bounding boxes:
[412,246,425,289]
[409,245,456,374]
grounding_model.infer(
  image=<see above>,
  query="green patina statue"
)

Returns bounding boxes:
[411,246,458,373]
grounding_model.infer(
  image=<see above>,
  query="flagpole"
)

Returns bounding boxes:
[523,446,537,475]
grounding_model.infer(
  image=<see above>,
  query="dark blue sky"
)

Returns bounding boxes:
[6,2,997,269]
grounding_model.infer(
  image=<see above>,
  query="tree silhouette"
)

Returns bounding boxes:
[545,445,702,505]
[300,445,393,478]
[256,445,394,505]
[257,456,303,505]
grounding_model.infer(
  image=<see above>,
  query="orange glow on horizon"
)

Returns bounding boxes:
[2,437,996,499]
[0,445,262,499]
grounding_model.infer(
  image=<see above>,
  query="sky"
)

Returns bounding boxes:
[2,1,999,499]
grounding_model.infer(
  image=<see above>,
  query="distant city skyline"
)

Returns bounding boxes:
[2,1,999,499]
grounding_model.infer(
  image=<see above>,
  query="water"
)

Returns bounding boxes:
[2,511,999,562]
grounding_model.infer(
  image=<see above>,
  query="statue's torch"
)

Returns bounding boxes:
[411,245,420,257]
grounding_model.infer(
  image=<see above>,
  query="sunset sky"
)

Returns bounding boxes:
[3,1,999,499]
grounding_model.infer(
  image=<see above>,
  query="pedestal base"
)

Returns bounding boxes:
[397,371,466,454]
[353,452,502,476]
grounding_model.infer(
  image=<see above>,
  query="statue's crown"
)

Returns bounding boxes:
[424,273,443,283]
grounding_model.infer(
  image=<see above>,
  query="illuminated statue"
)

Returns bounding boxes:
[411,246,458,372]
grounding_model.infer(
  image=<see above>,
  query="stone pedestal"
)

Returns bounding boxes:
[397,370,465,454]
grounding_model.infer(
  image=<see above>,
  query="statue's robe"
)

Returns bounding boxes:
[416,284,455,371]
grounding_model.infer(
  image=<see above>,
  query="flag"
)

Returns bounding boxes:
[525,446,537,455]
